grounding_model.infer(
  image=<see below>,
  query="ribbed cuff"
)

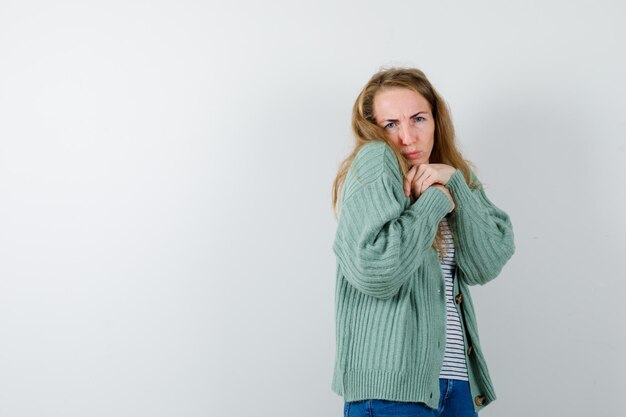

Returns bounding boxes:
[445,169,473,203]
[409,186,453,220]
[444,169,492,227]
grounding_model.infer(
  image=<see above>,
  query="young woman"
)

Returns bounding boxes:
[331,68,515,417]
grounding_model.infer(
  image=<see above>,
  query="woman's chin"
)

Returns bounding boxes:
[408,159,426,167]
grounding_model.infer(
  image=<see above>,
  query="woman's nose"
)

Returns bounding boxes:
[398,124,416,145]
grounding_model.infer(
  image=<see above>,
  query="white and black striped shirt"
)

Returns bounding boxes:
[437,216,469,381]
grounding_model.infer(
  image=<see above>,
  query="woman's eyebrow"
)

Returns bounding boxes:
[381,111,428,123]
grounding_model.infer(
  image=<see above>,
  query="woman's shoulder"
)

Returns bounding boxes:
[341,141,403,204]
[354,140,395,161]
[349,141,401,185]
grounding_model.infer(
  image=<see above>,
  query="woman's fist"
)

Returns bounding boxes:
[404,163,456,198]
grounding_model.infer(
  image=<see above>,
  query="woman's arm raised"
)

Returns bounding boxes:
[445,169,515,285]
[333,142,452,300]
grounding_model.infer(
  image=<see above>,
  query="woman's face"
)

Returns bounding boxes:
[373,87,435,166]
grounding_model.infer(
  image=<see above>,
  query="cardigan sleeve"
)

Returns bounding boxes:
[445,169,515,285]
[333,144,452,300]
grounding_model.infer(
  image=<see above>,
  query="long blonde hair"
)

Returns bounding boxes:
[332,67,479,257]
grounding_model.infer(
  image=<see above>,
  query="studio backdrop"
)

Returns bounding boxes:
[0,1,624,416]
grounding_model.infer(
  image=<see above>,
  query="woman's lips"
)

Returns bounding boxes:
[405,151,421,159]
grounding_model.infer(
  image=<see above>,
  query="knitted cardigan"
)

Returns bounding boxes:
[331,141,515,412]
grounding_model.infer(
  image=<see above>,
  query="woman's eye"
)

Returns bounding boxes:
[384,122,396,129]
[415,116,425,122]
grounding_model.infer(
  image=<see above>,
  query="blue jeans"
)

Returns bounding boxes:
[343,379,478,417]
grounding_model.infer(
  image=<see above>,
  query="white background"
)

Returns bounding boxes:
[1,1,624,416]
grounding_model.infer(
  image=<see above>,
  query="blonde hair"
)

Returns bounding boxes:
[331,67,479,258]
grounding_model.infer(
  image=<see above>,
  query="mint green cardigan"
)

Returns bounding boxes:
[331,141,515,412]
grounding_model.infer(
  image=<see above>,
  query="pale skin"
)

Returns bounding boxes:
[373,88,457,211]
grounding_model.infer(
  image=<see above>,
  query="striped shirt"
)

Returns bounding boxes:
[437,216,469,381]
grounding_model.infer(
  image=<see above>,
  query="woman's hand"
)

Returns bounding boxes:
[404,163,456,198]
